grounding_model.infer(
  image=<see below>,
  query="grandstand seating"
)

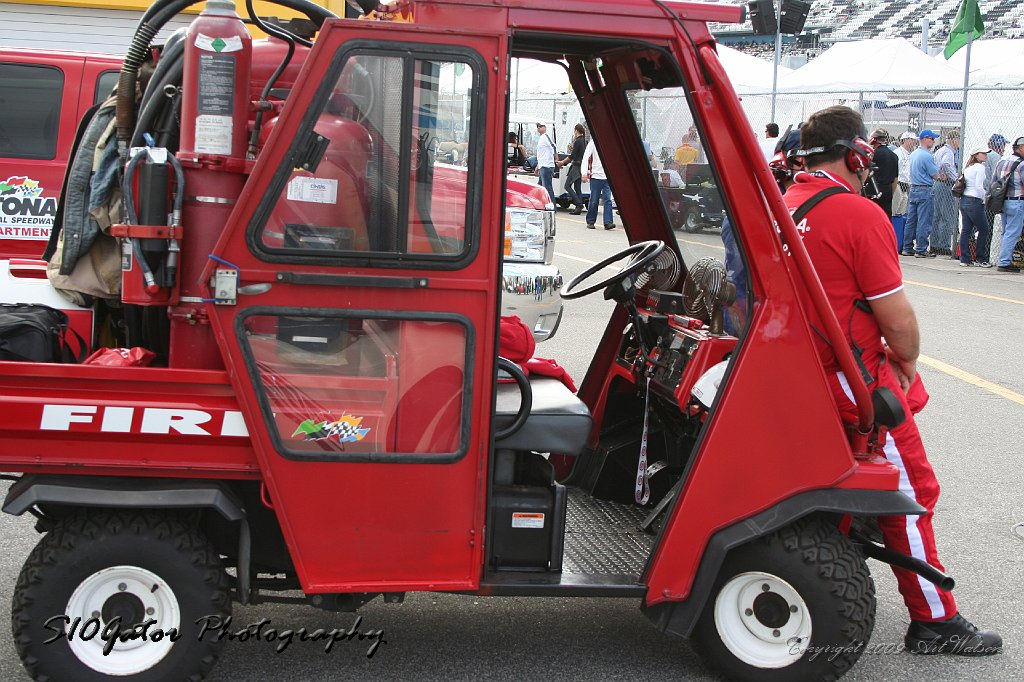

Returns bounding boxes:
[712,0,1024,57]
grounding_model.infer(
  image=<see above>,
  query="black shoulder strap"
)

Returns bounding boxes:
[59,325,89,364]
[998,156,1023,179]
[1009,157,1024,184]
[792,185,850,225]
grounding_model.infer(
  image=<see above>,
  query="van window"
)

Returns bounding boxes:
[0,63,64,160]
[95,70,119,105]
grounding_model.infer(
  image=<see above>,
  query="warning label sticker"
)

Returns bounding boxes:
[194,114,234,155]
[197,53,235,116]
[287,177,338,205]
[511,512,545,529]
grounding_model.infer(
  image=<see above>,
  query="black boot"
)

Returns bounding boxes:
[905,613,1002,655]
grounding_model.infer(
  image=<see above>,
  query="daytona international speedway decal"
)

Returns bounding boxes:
[0,176,56,240]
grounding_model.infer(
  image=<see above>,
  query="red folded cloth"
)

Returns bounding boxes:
[499,314,535,364]
[526,357,578,392]
[499,315,577,392]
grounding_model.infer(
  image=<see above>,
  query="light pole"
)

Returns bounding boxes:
[770,1,783,121]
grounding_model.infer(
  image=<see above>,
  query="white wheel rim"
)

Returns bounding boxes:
[65,565,181,675]
[714,571,812,669]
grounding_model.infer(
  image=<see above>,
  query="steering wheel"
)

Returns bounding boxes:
[561,240,666,299]
[495,357,532,441]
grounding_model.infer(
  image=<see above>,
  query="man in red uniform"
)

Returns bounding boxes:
[785,106,1001,656]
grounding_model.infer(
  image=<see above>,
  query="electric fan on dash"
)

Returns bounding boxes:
[681,257,736,334]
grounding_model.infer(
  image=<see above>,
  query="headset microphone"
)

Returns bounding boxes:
[861,171,881,200]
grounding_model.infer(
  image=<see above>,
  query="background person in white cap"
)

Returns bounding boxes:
[893,131,917,215]
[958,145,994,267]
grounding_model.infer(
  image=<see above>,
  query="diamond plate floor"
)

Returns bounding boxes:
[562,487,654,577]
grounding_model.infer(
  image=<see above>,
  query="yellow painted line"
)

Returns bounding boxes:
[919,354,1024,406]
[675,237,724,251]
[904,279,1024,306]
[556,252,600,265]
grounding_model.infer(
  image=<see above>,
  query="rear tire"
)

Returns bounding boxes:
[693,517,875,682]
[12,510,231,682]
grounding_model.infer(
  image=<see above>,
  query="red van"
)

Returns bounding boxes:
[0,49,127,260]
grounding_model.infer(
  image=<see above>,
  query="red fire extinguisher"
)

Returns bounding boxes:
[171,0,252,370]
[180,0,252,159]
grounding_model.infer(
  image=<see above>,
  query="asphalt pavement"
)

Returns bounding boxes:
[1,211,1021,681]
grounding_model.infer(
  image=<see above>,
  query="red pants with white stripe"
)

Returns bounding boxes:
[833,363,957,622]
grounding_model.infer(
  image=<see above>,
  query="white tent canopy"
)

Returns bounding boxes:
[777,38,965,93]
[512,60,572,95]
[717,44,792,91]
[508,48,793,97]
[938,38,1024,87]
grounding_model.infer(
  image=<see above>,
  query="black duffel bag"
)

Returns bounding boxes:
[0,303,87,363]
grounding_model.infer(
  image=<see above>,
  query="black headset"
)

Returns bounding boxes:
[796,137,875,173]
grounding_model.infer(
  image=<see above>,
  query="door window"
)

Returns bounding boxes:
[0,63,64,159]
[240,312,470,461]
[254,47,483,265]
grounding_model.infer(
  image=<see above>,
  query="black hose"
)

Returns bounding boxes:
[116,21,158,153]
[137,28,186,115]
[153,90,181,149]
[121,152,145,227]
[120,151,159,289]
[164,151,185,284]
[247,0,312,48]
[132,53,184,148]
[245,0,298,157]
[851,531,956,592]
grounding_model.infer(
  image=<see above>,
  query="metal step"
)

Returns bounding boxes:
[563,487,654,577]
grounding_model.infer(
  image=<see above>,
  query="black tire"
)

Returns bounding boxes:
[12,511,231,682]
[693,517,875,682]
[683,206,704,233]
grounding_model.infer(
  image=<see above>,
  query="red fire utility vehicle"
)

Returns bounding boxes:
[0,0,949,680]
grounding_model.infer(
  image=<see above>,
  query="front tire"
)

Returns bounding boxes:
[693,517,875,682]
[12,511,231,682]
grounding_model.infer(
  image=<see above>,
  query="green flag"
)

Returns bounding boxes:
[944,0,985,60]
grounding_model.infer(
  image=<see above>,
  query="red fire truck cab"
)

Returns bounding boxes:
[0,1,939,681]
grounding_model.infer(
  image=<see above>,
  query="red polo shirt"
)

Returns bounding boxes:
[783,171,904,374]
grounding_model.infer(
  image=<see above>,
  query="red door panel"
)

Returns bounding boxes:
[205,20,506,592]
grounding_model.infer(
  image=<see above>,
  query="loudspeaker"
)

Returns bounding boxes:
[747,0,777,35]
[780,0,811,34]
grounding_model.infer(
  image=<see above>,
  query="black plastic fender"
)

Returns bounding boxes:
[3,474,244,520]
[3,474,253,603]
